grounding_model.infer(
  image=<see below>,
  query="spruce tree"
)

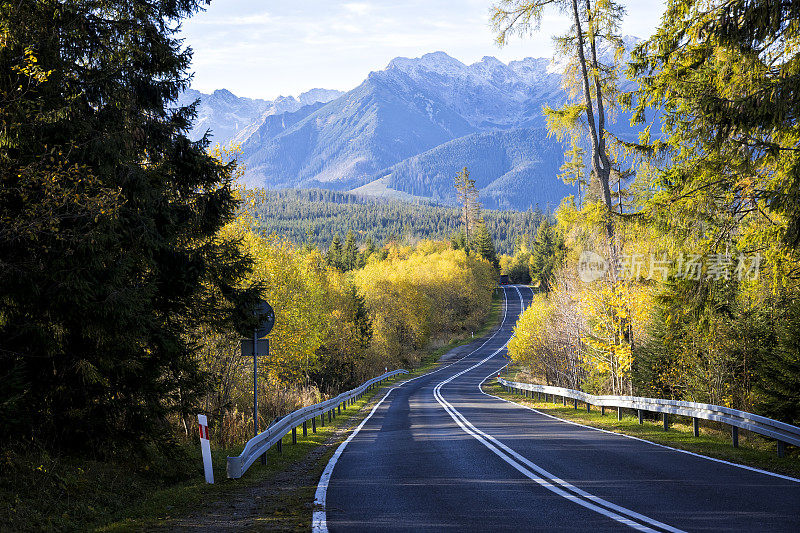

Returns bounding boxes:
[472,220,499,271]
[530,218,565,291]
[328,233,343,270]
[343,230,358,271]
[0,0,259,450]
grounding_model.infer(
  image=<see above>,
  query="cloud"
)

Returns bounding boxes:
[191,12,274,26]
[179,0,666,99]
[343,3,372,16]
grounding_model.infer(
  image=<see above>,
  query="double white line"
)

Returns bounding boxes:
[312,287,512,532]
[432,286,685,533]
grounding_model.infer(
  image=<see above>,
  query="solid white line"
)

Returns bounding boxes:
[433,286,685,532]
[480,369,800,484]
[311,388,395,533]
[399,284,509,384]
[311,286,513,531]
[482,288,800,484]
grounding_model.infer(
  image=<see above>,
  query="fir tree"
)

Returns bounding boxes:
[0,0,259,450]
[530,218,565,291]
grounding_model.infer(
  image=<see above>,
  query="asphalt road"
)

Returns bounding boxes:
[314,286,800,532]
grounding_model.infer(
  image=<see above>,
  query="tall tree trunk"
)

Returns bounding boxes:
[571,0,618,278]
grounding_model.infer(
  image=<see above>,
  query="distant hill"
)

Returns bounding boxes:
[354,128,571,210]
[175,88,343,147]
[187,38,646,210]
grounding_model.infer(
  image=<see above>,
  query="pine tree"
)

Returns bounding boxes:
[629,0,800,249]
[530,218,565,291]
[364,237,376,261]
[451,230,467,251]
[302,223,316,252]
[454,167,480,250]
[0,0,259,450]
[755,299,800,424]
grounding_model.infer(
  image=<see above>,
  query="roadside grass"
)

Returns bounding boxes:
[2,290,506,532]
[408,289,504,378]
[483,381,800,479]
[0,384,387,533]
[101,383,391,532]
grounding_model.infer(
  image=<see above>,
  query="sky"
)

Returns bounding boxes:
[179,0,668,101]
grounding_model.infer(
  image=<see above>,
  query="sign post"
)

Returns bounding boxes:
[197,414,214,484]
[241,299,275,465]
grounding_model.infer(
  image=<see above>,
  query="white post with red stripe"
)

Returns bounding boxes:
[197,414,214,484]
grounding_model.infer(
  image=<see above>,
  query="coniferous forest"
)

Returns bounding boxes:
[248,188,545,255]
[1,0,800,530]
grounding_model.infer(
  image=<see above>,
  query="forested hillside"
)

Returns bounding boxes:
[371,128,572,209]
[249,188,546,255]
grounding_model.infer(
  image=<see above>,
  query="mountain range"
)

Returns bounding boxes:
[179,37,642,210]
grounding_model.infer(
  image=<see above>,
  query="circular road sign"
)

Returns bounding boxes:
[255,300,275,338]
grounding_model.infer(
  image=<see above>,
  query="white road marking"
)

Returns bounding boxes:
[312,387,396,533]
[480,366,800,484]
[312,287,512,531]
[433,286,685,532]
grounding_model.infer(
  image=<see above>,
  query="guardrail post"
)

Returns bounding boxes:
[601,406,605,416]
[731,426,739,448]
[277,436,283,453]
[586,402,590,413]
[693,417,699,437]
[303,421,307,437]
[562,395,566,406]
[573,398,578,410]
[338,404,341,415]
[617,407,622,420]
[663,414,669,431]
[328,409,332,422]
[638,409,643,425]
[312,417,316,433]
[292,426,297,444]
[778,441,786,458]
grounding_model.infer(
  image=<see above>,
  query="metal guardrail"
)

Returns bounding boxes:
[227,369,408,478]
[497,377,799,456]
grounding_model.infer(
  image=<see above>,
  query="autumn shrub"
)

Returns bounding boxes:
[188,231,495,445]
[354,242,495,368]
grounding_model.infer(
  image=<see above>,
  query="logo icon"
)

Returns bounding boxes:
[577,250,608,283]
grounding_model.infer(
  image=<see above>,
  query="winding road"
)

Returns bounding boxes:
[313,286,800,532]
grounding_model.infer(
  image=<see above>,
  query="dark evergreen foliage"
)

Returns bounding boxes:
[529,218,565,291]
[472,220,500,271]
[0,0,259,451]
[250,188,544,255]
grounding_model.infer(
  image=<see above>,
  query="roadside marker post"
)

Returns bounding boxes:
[197,414,214,484]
